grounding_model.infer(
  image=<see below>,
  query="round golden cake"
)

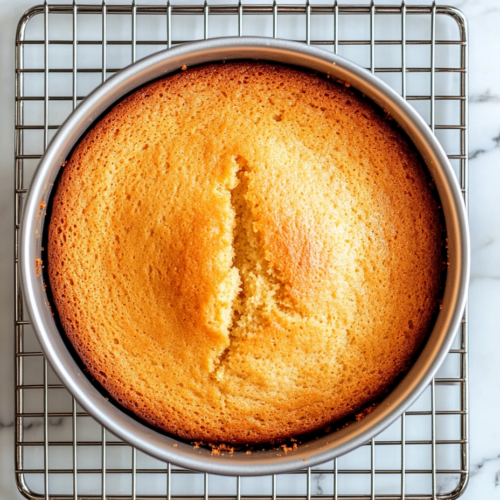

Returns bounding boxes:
[48,62,444,444]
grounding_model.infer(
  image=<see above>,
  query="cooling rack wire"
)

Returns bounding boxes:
[14,1,469,499]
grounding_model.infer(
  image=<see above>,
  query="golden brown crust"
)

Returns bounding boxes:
[48,62,444,444]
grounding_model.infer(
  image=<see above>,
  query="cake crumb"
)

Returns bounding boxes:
[355,403,378,422]
[45,300,54,316]
[35,258,43,276]
[61,161,68,167]
[39,201,46,210]
[210,443,235,455]
[173,443,178,447]
[181,65,187,71]
[245,450,251,455]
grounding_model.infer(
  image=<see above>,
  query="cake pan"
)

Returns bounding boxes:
[20,37,469,476]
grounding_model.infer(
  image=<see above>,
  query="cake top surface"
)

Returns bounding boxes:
[48,62,444,444]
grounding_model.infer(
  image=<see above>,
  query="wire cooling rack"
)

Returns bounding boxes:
[14,1,469,499]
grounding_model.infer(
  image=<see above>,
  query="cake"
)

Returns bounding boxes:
[47,62,444,445]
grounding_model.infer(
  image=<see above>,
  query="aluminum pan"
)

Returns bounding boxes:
[20,37,470,476]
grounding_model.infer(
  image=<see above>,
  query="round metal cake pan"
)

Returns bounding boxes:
[20,37,470,476]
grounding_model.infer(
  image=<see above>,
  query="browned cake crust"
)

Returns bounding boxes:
[48,62,444,444]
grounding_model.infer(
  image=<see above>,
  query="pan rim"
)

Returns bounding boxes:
[20,36,469,476]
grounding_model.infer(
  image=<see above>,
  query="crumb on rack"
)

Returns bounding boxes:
[39,201,46,210]
[181,65,187,70]
[61,161,68,167]
[173,443,178,448]
[245,450,251,455]
[35,258,43,276]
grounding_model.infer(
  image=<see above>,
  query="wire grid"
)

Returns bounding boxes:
[14,2,469,499]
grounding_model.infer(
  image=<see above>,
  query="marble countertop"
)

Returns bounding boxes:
[0,0,498,498]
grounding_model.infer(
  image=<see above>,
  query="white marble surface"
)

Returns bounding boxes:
[0,0,499,498]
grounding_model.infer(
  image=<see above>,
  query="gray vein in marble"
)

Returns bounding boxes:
[478,238,494,250]
[313,473,324,495]
[0,416,64,430]
[470,453,500,478]
[470,92,500,103]
[22,417,63,430]
[436,476,461,495]
[469,130,500,160]
[469,148,487,160]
